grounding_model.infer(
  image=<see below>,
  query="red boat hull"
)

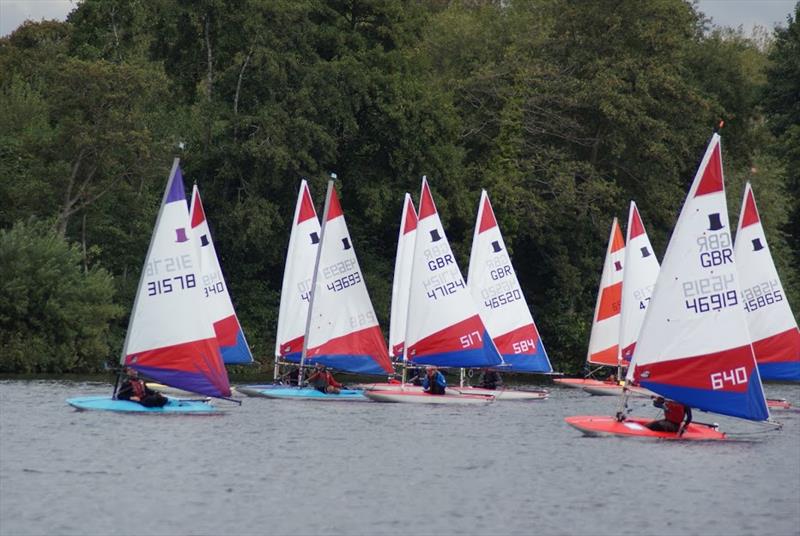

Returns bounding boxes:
[565,415,727,441]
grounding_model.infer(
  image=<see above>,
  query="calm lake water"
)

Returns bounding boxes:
[1,379,799,536]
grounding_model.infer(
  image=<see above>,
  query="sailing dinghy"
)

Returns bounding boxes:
[249,179,392,400]
[389,193,418,361]
[555,219,625,391]
[581,203,659,398]
[189,185,253,365]
[734,182,800,382]
[567,133,772,440]
[67,160,231,414]
[364,177,500,404]
[458,189,551,400]
[239,180,320,396]
[273,180,321,375]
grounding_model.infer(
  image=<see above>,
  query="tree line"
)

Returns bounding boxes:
[1,0,798,374]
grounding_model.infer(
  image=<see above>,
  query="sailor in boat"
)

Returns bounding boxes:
[476,368,503,390]
[422,366,446,395]
[305,363,342,394]
[116,367,168,408]
[644,396,692,434]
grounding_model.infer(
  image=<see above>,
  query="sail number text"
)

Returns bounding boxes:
[460,330,482,348]
[327,272,361,292]
[484,289,522,310]
[683,274,738,314]
[742,279,783,312]
[145,254,192,276]
[147,274,196,296]
[202,271,225,297]
[512,339,537,354]
[422,245,465,301]
[710,367,747,390]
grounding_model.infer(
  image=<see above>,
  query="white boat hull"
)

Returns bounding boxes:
[455,386,548,400]
[364,389,494,405]
[582,384,654,397]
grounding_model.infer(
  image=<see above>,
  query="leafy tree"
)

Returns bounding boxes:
[763,3,800,314]
[0,221,122,373]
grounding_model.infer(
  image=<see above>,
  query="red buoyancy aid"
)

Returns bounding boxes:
[664,401,686,424]
[130,379,146,399]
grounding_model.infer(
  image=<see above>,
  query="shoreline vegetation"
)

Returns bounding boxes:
[1,1,798,376]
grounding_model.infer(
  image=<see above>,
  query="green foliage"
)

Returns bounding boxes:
[763,4,800,317]
[0,221,123,373]
[0,0,796,373]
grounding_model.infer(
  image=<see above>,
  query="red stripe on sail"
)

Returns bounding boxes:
[752,327,800,364]
[409,315,485,357]
[610,220,624,253]
[629,205,645,239]
[634,345,756,393]
[298,183,317,224]
[740,187,760,228]
[419,180,437,219]
[307,325,393,373]
[280,334,305,357]
[478,195,498,233]
[491,323,541,355]
[213,314,240,347]
[596,282,622,321]
[695,142,723,197]
[326,186,343,221]
[403,199,418,234]
[589,345,619,366]
[190,189,206,228]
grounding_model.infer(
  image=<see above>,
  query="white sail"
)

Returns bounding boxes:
[389,193,418,359]
[618,201,660,365]
[404,177,502,368]
[734,182,800,381]
[587,218,625,366]
[302,181,393,376]
[121,159,229,398]
[275,180,320,361]
[628,133,768,421]
[467,190,551,372]
[189,185,253,364]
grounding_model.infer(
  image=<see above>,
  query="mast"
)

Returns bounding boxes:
[298,176,335,386]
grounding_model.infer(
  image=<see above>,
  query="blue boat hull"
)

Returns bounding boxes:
[236,387,367,400]
[66,396,219,414]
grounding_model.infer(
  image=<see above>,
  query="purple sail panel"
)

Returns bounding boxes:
[166,166,187,204]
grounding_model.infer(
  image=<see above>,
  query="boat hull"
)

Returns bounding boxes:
[565,415,726,440]
[767,398,792,410]
[553,378,615,389]
[364,389,494,404]
[581,384,654,397]
[236,387,368,401]
[354,383,546,400]
[454,386,548,400]
[146,382,202,398]
[66,396,218,414]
